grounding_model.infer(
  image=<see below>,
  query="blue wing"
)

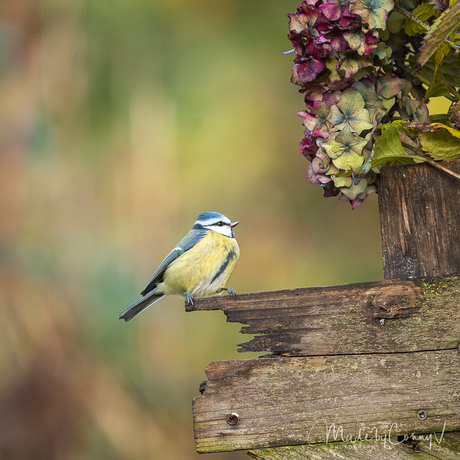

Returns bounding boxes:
[140,229,206,296]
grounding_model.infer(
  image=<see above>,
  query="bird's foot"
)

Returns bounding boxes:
[221,287,237,297]
[185,291,195,306]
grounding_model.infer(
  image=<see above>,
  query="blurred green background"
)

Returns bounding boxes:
[0,1,386,459]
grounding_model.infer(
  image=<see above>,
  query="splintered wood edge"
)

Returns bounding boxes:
[184,274,460,356]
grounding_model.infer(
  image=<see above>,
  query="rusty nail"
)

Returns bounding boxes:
[226,412,239,426]
[417,410,427,421]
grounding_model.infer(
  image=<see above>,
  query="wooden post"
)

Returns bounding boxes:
[188,160,460,458]
[378,160,460,280]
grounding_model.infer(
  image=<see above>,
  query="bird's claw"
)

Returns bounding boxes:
[185,291,194,306]
[222,287,237,297]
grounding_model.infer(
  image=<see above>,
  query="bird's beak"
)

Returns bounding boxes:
[230,221,239,227]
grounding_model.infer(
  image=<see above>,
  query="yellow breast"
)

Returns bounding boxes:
[159,231,240,298]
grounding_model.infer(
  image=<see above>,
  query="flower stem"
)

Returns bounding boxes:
[425,158,460,180]
[401,141,460,181]
[400,141,419,153]
[394,4,460,53]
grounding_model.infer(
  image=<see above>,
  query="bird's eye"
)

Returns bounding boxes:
[216,221,224,226]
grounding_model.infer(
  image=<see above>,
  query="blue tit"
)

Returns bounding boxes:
[119,211,240,322]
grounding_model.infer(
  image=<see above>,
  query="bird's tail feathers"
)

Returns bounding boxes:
[118,289,165,322]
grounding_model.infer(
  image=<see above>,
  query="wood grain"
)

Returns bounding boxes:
[189,161,460,456]
[378,160,460,280]
[193,350,460,453]
[187,274,460,356]
[249,432,460,459]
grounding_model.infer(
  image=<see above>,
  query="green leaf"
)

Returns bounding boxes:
[433,41,451,68]
[437,54,460,86]
[387,11,406,34]
[415,53,460,87]
[430,113,450,123]
[394,121,460,161]
[418,1,460,67]
[400,0,417,9]
[419,130,460,160]
[405,2,437,36]
[370,122,426,168]
[424,72,451,100]
[424,42,452,100]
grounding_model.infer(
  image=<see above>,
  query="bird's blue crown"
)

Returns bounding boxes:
[196,212,224,222]
[192,212,230,231]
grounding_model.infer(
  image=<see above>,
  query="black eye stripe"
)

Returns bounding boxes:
[204,221,228,227]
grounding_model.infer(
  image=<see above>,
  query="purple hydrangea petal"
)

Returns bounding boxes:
[295,59,327,83]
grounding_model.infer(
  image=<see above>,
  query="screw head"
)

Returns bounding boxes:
[226,412,239,426]
[417,410,427,421]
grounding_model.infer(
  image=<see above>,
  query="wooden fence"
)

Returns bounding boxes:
[188,160,460,459]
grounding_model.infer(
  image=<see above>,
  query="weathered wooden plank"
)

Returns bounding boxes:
[189,161,460,457]
[378,160,460,280]
[186,274,460,355]
[193,350,460,453]
[249,432,460,459]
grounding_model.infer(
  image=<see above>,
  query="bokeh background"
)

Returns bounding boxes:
[0,0,395,458]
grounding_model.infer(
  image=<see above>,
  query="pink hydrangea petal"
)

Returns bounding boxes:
[320,2,343,21]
